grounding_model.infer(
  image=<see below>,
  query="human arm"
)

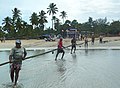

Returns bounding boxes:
[9,48,14,63]
[9,55,13,63]
[22,48,27,60]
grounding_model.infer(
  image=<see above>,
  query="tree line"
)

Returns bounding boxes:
[0,3,120,39]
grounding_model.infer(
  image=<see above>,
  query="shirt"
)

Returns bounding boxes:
[71,39,76,45]
[10,47,27,64]
[58,41,63,49]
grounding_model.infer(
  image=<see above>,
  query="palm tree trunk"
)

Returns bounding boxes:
[52,14,53,30]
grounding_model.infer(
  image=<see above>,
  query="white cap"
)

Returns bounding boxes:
[15,39,21,44]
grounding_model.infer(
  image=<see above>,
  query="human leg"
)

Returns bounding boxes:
[55,50,59,61]
[71,46,73,54]
[61,50,65,59]
[10,64,14,83]
[14,69,20,85]
[74,46,76,53]
[14,64,21,86]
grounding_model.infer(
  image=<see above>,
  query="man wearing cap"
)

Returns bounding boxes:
[9,39,27,87]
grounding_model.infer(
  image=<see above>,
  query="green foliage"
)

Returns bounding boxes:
[38,10,48,30]
[60,11,67,24]
[30,12,39,27]
[1,5,120,39]
[108,21,120,35]
[0,26,4,37]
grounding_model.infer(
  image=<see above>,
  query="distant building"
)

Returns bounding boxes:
[66,29,79,38]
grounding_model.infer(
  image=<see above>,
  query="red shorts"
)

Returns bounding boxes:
[10,63,21,71]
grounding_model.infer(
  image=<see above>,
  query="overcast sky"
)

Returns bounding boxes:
[0,0,120,28]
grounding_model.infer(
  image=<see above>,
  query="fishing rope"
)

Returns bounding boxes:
[1,37,113,67]
[0,41,86,66]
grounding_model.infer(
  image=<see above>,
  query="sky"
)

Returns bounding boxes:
[0,0,120,28]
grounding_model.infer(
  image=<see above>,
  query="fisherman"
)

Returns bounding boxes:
[99,35,103,43]
[9,39,27,87]
[91,34,95,45]
[71,37,76,54]
[84,36,88,47]
[55,38,65,61]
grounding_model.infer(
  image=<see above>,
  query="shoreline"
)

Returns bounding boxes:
[0,37,120,50]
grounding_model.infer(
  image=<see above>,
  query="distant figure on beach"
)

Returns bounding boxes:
[55,38,65,61]
[0,37,3,42]
[80,35,83,41]
[0,37,5,43]
[9,39,27,87]
[91,34,95,45]
[71,37,76,54]
[84,37,88,47]
[99,35,103,43]
[3,36,5,42]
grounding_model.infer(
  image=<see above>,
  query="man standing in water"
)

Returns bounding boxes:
[84,36,88,48]
[91,34,95,45]
[99,35,103,43]
[55,38,65,61]
[9,39,27,87]
[71,37,76,54]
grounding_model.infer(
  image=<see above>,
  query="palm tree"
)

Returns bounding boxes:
[54,18,61,32]
[12,8,22,23]
[12,8,22,37]
[0,26,4,37]
[60,11,67,24]
[47,3,58,30]
[2,16,13,34]
[16,17,22,36]
[38,10,48,30]
[30,12,39,29]
[52,16,56,29]
[20,21,28,37]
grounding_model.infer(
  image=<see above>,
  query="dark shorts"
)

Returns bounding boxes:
[57,48,64,53]
[10,63,22,71]
[72,45,76,49]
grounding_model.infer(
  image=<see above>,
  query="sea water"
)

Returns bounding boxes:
[0,49,120,88]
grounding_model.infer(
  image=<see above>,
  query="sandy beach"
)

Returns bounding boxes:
[0,37,120,49]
